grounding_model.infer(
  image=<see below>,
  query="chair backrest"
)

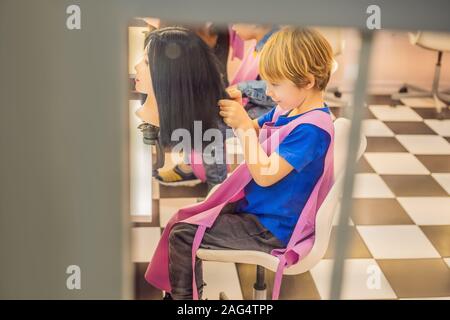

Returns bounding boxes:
[409,31,450,52]
[288,117,367,274]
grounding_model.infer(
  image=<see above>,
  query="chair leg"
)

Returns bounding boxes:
[433,94,448,118]
[252,265,268,300]
[219,266,268,300]
[391,52,448,118]
[431,51,450,118]
[430,51,449,117]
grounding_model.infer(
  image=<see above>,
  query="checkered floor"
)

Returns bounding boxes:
[131,95,450,300]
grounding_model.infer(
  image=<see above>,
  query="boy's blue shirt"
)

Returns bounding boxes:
[235,105,331,246]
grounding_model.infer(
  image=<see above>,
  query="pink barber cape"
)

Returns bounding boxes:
[145,106,334,300]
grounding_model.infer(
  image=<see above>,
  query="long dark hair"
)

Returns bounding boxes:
[146,26,228,149]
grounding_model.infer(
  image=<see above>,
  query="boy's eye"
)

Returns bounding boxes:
[271,83,279,87]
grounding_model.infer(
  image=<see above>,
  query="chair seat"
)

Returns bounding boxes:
[197,248,304,275]
[197,249,278,271]
[409,31,450,52]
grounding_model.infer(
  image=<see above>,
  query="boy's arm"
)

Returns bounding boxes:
[235,127,294,187]
[252,118,260,135]
[220,91,293,187]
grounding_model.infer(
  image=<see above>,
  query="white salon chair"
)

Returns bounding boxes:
[391,31,450,118]
[198,117,367,300]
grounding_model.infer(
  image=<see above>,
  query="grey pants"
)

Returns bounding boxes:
[168,202,284,300]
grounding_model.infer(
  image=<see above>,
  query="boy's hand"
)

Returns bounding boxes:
[219,89,252,130]
[225,87,242,105]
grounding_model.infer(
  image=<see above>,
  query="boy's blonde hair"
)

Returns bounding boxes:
[259,27,334,91]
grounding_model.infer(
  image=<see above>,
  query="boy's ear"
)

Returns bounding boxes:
[305,73,316,90]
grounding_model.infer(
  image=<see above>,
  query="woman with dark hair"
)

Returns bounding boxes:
[134,27,229,190]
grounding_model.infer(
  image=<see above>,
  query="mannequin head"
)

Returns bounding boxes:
[134,27,227,148]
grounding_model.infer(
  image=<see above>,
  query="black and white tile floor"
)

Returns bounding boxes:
[131,95,450,300]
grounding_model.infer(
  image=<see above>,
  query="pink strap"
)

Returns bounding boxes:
[272,255,287,300]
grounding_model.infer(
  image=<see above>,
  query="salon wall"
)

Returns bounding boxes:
[330,30,450,94]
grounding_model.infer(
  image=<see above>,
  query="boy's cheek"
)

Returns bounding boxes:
[266,90,278,102]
